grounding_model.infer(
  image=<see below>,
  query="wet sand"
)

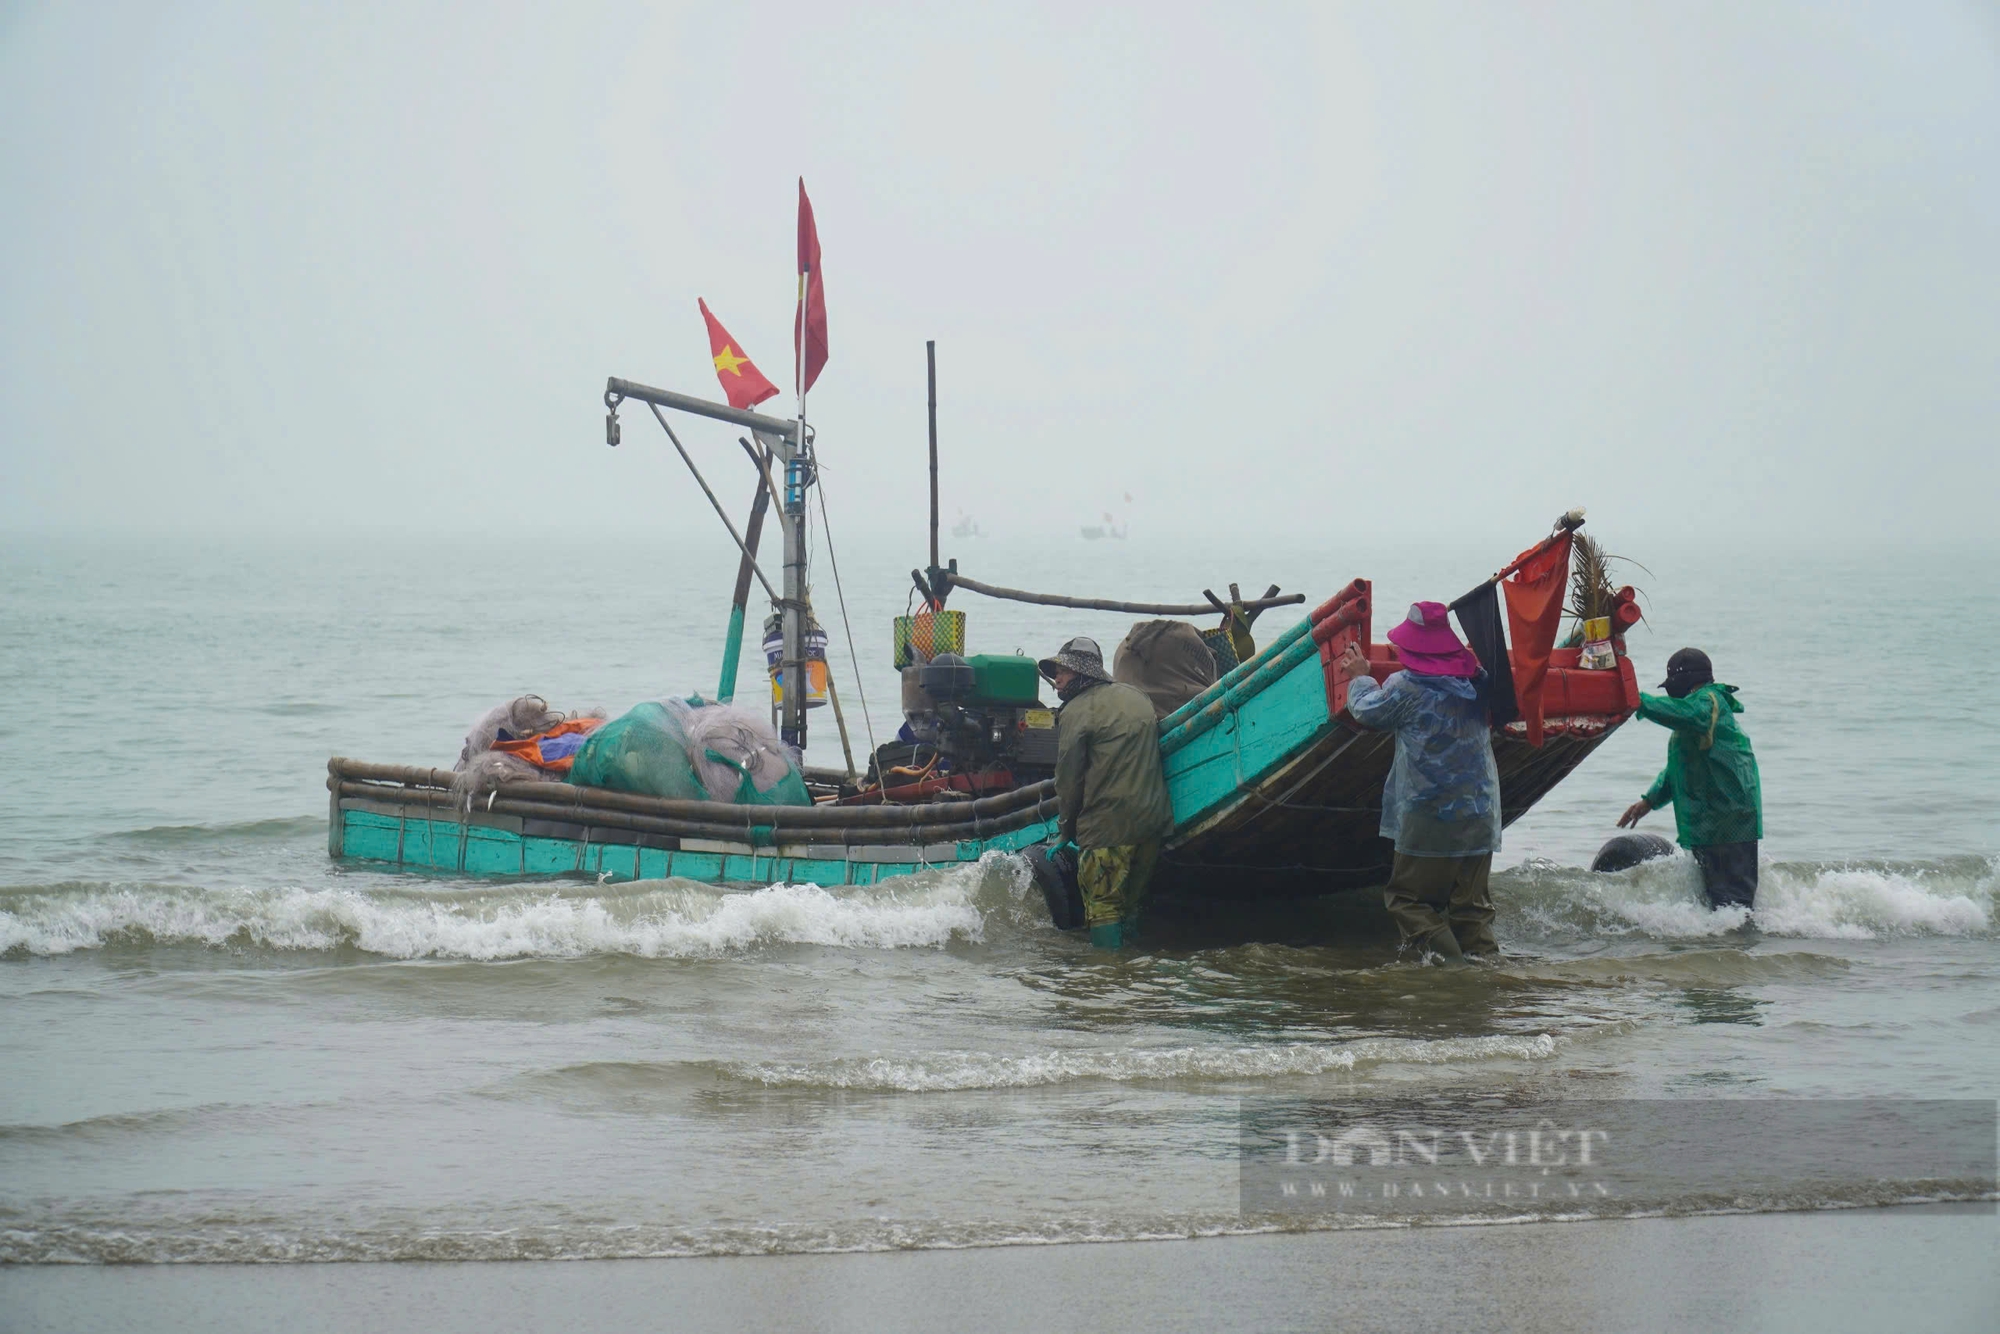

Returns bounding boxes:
[5,1206,1993,1334]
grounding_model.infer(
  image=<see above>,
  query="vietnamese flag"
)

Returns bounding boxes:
[794,178,828,395]
[699,299,779,410]
[1501,530,1574,747]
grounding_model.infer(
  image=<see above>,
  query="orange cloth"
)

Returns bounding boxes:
[487,717,603,774]
[1502,532,1573,747]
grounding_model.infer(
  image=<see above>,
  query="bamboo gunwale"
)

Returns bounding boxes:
[328,760,1048,824]
[328,758,1055,835]
[336,779,1058,845]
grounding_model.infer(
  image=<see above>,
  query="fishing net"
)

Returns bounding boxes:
[566,702,707,802]
[663,698,811,807]
[456,695,563,769]
[456,696,608,768]
[450,751,557,806]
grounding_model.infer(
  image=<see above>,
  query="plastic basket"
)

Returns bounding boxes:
[894,610,966,669]
[1199,627,1240,673]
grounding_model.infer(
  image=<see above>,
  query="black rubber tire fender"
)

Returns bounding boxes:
[1589,832,1677,873]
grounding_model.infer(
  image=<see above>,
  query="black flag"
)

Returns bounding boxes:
[1449,581,1520,726]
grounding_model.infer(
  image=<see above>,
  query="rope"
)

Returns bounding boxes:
[813,471,878,759]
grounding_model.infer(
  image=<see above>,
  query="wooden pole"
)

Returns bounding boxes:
[825,670,858,782]
[716,439,773,703]
[747,433,786,509]
[941,571,1303,618]
[926,340,939,578]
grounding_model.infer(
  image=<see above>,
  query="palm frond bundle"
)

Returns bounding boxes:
[1567,535,1651,626]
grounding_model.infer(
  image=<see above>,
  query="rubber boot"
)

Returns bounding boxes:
[1425,925,1466,965]
[1088,922,1125,950]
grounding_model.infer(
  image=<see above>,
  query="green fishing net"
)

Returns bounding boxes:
[567,702,707,801]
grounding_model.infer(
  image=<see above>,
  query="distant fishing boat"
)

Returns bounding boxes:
[952,510,981,539]
[328,366,1636,898]
[1080,510,1127,541]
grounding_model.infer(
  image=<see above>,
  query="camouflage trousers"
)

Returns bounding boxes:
[1078,842,1162,929]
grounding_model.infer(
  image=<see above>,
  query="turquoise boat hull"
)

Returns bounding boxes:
[331,799,1056,887]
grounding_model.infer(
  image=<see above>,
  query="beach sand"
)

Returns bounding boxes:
[4,1205,1993,1334]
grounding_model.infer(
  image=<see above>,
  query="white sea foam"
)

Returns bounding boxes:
[7,1184,1997,1264]
[0,873,992,959]
[1509,854,1995,942]
[730,1032,1562,1091]
[1752,862,1993,938]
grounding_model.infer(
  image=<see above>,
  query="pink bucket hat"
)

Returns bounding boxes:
[1386,601,1481,678]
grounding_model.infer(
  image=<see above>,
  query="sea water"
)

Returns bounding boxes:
[1,531,1995,1263]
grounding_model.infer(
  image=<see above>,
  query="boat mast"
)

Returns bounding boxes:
[927,340,940,586]
[781,386,809,750]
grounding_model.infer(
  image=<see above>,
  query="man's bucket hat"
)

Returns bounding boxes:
[1038,635,1111,685]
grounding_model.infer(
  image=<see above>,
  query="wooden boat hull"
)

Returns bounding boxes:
[328,576,1638,897]
[1154,724,1624,897]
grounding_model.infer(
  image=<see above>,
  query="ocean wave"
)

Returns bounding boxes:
[1508,949,1853,987]
[4,1190,1990,1264]
[727,1032,1563,1091]
[0,1102,264,1147]
[0,873,996,960]
[6,851,1989,960]
[1503,854,1995,942]
[103,816,327,847]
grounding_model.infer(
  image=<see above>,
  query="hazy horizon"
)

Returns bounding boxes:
[4,2,1996,550]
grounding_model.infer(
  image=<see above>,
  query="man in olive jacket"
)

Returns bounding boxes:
[1617,648,1764,909]
[1040,636,1175,949]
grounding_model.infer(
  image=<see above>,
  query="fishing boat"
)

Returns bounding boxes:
[1079,512,1127,541]
[327,369,1640,899]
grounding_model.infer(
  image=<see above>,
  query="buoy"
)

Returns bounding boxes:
[1027,844,1084,930]
[1590,832,1676,873]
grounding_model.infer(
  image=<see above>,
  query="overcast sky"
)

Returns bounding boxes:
[3,2,1996,546]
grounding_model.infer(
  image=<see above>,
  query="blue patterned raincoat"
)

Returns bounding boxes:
[1345,671,1502,857]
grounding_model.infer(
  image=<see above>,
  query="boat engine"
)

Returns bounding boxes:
[878,652,1058,790]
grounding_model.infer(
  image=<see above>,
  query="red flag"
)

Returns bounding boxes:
[1501,530,1574,747]
[793,178,828,395]
[699,299,779,410]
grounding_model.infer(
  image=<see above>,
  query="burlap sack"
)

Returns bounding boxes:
[1113,619,1218,719]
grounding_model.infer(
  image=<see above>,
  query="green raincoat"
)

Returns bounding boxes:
[1054,680,1174,850]
[1638,682,1763,848]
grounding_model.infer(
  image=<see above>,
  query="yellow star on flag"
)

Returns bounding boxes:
[699,298,779,408]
